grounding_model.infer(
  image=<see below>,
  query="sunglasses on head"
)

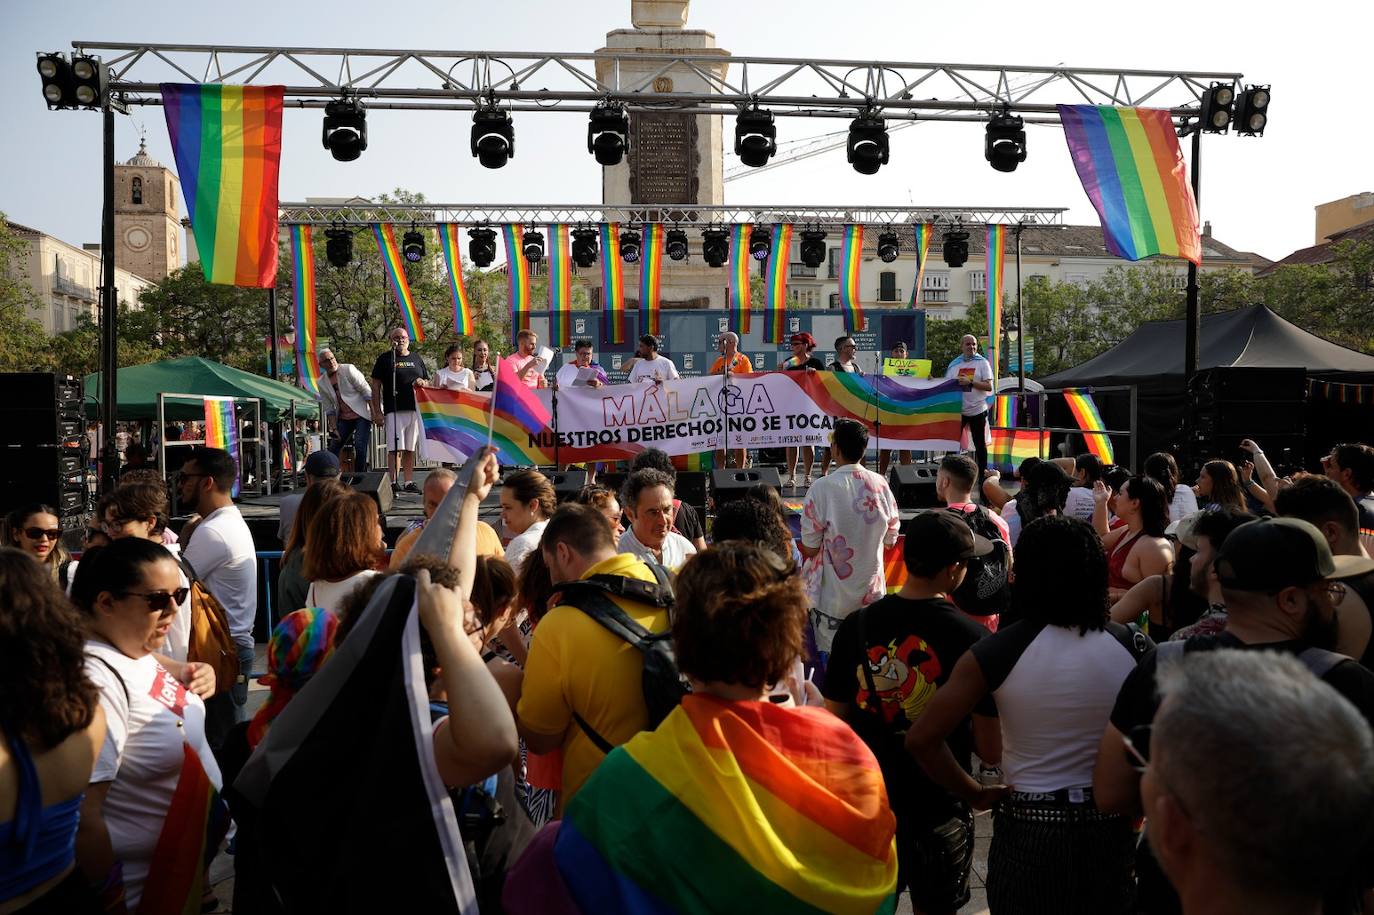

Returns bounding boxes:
[24,527,61,541]
[117,588,190,611]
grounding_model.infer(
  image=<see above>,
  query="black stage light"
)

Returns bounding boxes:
[37,53,72,109]
[750,226,772,261]
[322,98,367,162]
[402,228,425,263]
[522,229,544,263]
[877,230,900,263]
[847,111,890,175]
[1234,85,1270,137]
[69,55,106,109]
[942,229,970,268]
[471,104,515,169]
[620,230,641,264]
[587,102,630,166]
[799,230,827,269]
[985,110,1027,173]
[734,108,777,168]
[325,227,353,268]
[1199,82,1235,133]
[571,227,599,268]
[665,228,689,262]
[702,227,730,268]
[467,227,497,267]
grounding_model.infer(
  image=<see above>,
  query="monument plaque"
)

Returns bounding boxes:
[628,112,700,204]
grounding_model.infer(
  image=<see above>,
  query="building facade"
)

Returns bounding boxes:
[5,220,152,334]
[1315,192,1374,244]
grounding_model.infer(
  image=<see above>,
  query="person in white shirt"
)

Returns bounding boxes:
[317,348,375,473]
[622,334,680,385]
[617,468,697,571]
[176,446,258,747]
[500,469,556,575]
[471,339,497,392]
[555,339,609,389]
[943,335,994,479]
[433,343,476,391]
[1065,453,1106,522]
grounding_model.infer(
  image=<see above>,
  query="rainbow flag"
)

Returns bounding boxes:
[548,223,573,348]
[1063,388,1115,463]
[372,224,425,343]
[884,540,907,594]
[601,223,626,343]
[992,392,1016,430]
[988,428,1050,473]
[728,223,752,335]
[160,84,283,288]
[417,385,546,466]
[763,223,793,344]
[504,225,531,346]
[671,452,714,473]
[556,695,897,915]
[639,223,665,337]
[288,225,322,398]
[494,354,552,435]
[986,224,1006,388]
[1058,105,1201,265]
[908,223,933,308]
[800,373,963,446]
[203,396,239,498]
[839,224,865,332]
[136,744,229,915]
[436,223,473,336]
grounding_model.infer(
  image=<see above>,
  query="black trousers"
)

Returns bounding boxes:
[963,410,988,474]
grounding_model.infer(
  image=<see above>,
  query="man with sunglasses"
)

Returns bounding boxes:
[1094,516,1374,913]
[317,347,374,473]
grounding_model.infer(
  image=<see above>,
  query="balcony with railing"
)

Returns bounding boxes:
[53,273,95,302]
[789,263,818,279]
[874,286,905,303]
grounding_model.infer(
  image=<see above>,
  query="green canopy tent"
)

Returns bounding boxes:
[83,356,318,422]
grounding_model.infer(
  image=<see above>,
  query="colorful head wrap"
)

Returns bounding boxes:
[246,607,338,748]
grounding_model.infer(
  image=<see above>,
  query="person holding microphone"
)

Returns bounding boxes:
[710,332,753,470]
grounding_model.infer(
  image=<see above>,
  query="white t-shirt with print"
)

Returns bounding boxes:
[182,505,257,650]
[944,354,994,416]
[505,519,549,576]
[1064,486,1097,522]
[627,354,680,384]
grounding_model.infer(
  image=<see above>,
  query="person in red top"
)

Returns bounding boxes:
[710,332,753,470]
[510,329,548,389]
[1094,475,1173,604]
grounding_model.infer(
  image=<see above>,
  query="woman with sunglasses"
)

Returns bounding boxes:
[101,482,194,662]
[3,503,71,586]
[70,538,225,915]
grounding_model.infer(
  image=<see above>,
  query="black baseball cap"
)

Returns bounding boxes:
[904,510,993,570]
[304,449,340,478]
[1214,516,1374,592]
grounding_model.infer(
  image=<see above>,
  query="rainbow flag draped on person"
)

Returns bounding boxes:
[136,745,229,915]
[1063,388,1115,463]
[556,695,898,914]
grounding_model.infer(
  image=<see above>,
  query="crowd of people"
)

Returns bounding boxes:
[7,421,1374,914]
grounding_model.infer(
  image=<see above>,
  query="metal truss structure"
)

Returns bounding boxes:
[72,41,1245,123]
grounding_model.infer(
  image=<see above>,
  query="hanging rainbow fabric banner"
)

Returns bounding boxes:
[547,223,573,348]
[600,223,626,343]
[203,397,240,497]
[992,392,1016,430]
[838,224,865,332]
[763,223,793,344]
[1063,388,1115,463]
[986,224,1006,389]
[639,223,665,337]
[160,84,284,288]
[1057,105,1201,265]
[288,225,321,398]
[436,223,472,336]
[909,223,933,308]
[371,224,425,343]
[728,223,752,335]
[503,225,531,346]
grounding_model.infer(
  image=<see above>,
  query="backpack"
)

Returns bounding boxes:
[178,555,242,695]
[946,505,1012,618]
[556,562,690,754]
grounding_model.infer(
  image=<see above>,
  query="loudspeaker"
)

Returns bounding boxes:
[1188,367,1307,474]
[889,462,942,509]
[547,469,588,502]
[341,470,393,515]
[711,467,782,508]
[0,372,89,523]
[674,471,707,518]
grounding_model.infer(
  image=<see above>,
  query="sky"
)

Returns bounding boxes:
[4,0,1371,263]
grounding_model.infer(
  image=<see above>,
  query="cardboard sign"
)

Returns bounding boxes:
[882,357,933,378]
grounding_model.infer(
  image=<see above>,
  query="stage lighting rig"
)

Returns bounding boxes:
[69,55,106,108]
[325,226,353,268]
[749,226,772,261]
[665,228,689,262]
[522,228,544,263]
[587,102,630,166]
[985,110,1027,173]
[38,52,105,110]
[37,53,72,108]
[322,97,367,162]
[942,228,969,268]
[620,229,641,264]
[734,107,777,168]
[571,227,599,268]
[799,230,827,269]
[877,230,900,263]
[402,228,425,262]
[702,227,730,268]
[467,227,497,267]
[472,101,515,169]
[1234,86,1270,136]
[847,110,890,175]
[1199,82,1235,133]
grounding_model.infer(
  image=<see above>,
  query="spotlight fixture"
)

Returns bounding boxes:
[69,55,106,108]
[942,228,970,268]
[571,227,599,268]
[401,228,425,263]
[471,103,515,169]
[701,227,730,268]
[1199,82,1235,133]
[799,230,827,269]
[620,230,641,264]
[587,102,630,166]
[665,228,689,262]
[467,227,497,267]
[1234,85,1270,137]
[321,97,367,162]
[749,226,772,261]
[846,110,890,176]
[522,229,544,263]
[875,230,900,263]
[36,53,72,108]
[985,110,1027,173]
[325,227,353,268]
[734,107,777,168]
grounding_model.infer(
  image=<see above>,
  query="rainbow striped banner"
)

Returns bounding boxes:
[838,224,865,332]
[160,84,284,288]
[203,396,240,497]
[436,223,473,336]
[639,223,665,337]
[1058,105,1201,265]
[802,372,964,445]
[547,223,573,348]
[986,224,1006,388]
[728,223,752,335]
[288,225,321,398]
[988,428,1050,473]
[763,223,793,344]
[503,224,531,346]
[372,224,424,343]
[136,744,229,915]
[909,223,933,309]
[600,222,627,343]
[1063,388,1115,463]
[992,392,1016,430]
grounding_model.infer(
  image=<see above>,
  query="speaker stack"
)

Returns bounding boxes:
[1188,367,1306,475]
[341,470,394,515]
[0,373,91,531]
[710,467,782,509]
[888,462,943,509]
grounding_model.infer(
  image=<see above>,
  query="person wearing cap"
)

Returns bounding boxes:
[780,331,825,488]
[277,448,341,543]
[944,334,994,479]
[910,515,1149,915]
[823,511,997,915]
[710,332,753,470]
[622,334,680,384]
[1095,515,1374,914]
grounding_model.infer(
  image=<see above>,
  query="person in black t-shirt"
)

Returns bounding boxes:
[823,511,997,915]
[370,327,430,493]
[780,332,825,489]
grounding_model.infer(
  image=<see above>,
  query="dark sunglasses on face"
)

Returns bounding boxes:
[117,588,190,611]
[24,527,61,541]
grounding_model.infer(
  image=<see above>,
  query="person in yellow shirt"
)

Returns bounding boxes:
[515,503,670,807]
[709,331,754,470]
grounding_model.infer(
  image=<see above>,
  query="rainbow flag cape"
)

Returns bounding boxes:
[1063,388,1115,463]
[548,223,573,348]
[986,224,1006,388]
[136,744,230,915]
[203,396,240,497]
[988,428,1050,473]
[728,223,752,335]
[601,223,627,343]
[801,373,964,446]
[556,696,897,914]
[763,223,793,344]
[160,84,283,288]
[288,225,322,398]
[436,223,473,336]
[839,224,865,332]
[908,223,933,308]
[504,225,531,346]
[639,223,665,337]
[372,224,425,343]
[1058,105,1201,265]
